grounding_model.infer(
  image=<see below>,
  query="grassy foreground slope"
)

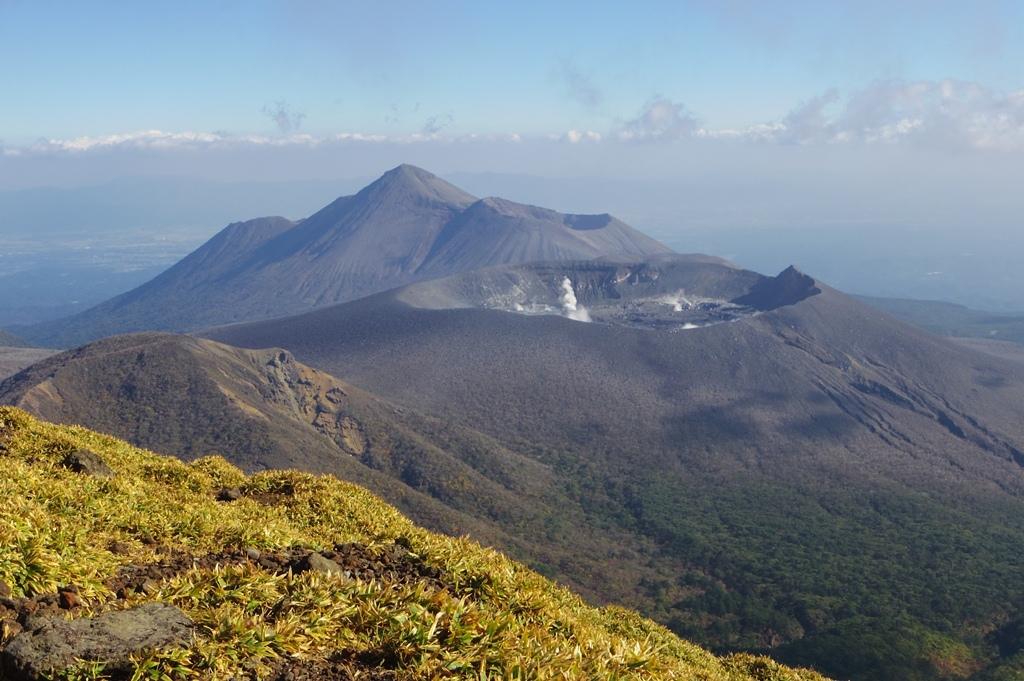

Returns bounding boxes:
[0,407,825,681]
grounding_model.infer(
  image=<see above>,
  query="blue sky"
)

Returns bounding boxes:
[3,0,1023,143]
[2,1,1024,310]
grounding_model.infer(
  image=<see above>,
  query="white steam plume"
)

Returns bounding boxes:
[560,277,591,322]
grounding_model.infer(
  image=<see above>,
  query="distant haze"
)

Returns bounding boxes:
[3,1,1022,312]
[2,142,1022,317]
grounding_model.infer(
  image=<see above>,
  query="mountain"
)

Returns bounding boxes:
[0,176,364,328]
[856,296,1024,365]
[0,407,827,680]
[201,255,1024,681]
[0,333,565,544]
[0,333,671,605]
[858,295,1024,346]
[20,165,671,347]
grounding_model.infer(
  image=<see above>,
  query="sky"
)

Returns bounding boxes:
[1,1,1024,311]
[2,1,1023,148]
[0,1,1022,236]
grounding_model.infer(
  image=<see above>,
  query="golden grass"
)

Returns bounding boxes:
[0,406,828,680]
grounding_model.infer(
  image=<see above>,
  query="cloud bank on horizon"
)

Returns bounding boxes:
[5,78,1023,159]
[2,0,1023,232]
[4,1,1023,156]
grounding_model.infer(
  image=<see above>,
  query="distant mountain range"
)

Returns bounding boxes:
[8,249,1024,679]
[857,295,1024,346]
[20,165,669,347]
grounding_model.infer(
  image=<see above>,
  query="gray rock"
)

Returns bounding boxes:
[301,553,345,576]
[1,602,193,680]
[216,487,242,502]
[60,448,114,478]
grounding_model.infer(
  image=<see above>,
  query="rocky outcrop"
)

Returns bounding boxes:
[1,603,194,680]
[734,265,821,311]
[261,351,367,456]
[60,448,114,478]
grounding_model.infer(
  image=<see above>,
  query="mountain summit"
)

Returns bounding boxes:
[23,165,671,347]
[363,162,477,204]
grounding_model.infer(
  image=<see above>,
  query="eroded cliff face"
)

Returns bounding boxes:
[0,334,376,469]
[258,350,367,456]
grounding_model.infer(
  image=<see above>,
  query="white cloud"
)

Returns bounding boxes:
[694,122,785,141]
[610,81,1024,151]
[32,130,232,152]
[3,130,532,156]
[19,130,321,154]
[6,80,1024,158]
[565,129,601,144]
[775,89,841,144]
[769,79,1024,150]
[615,97,700,142]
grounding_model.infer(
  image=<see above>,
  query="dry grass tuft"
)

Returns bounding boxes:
[0,407,828,680]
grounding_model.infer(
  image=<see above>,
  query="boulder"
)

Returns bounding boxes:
[1,602,193,680]
[299,553,346,577]
[216,487,242,502]
[60,449,114,478]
